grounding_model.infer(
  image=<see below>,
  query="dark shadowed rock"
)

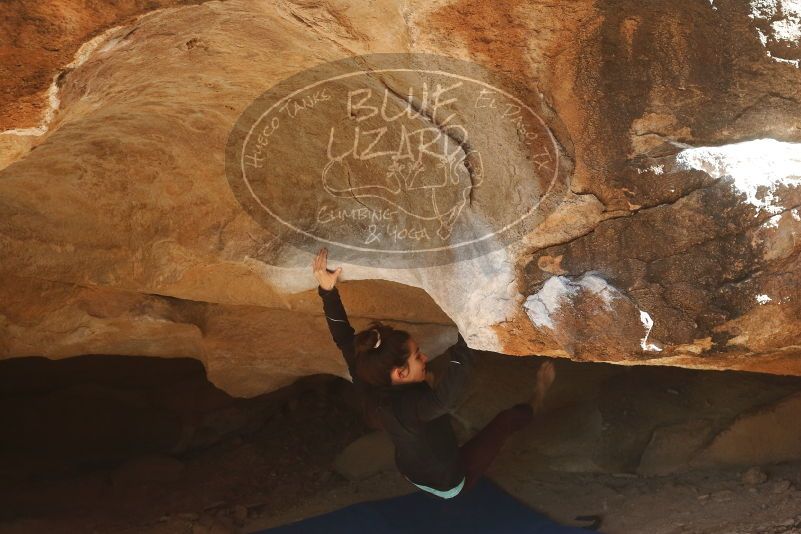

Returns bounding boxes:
[333,431,395,480]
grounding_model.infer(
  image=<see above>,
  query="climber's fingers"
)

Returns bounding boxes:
[312,247,327,274]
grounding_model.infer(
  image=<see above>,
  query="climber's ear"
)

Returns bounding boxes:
[390,364,409,384]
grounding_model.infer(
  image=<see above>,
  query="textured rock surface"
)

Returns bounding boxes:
[0,0,212,167]
[1,0,800,396]
[457,353,801,476]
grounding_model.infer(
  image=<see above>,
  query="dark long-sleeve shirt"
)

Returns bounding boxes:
[318,284,475,491]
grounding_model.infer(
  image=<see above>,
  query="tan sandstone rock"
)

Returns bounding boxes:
[1,0,800,396]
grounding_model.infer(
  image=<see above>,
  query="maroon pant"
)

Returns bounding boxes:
[459,403,534,491]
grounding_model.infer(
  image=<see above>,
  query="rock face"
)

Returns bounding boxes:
[1,0,800,396]
[0,0,212,166]
[457,352,801,476]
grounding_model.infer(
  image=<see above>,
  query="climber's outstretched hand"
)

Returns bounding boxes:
[312,247,342,291]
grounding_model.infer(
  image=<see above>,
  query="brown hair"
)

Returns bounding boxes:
[353,320,412,387]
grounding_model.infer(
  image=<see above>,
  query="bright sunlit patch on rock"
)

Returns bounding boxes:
[756,294,773,304]
[675,138,801,215]
[770,1,801,43]
[763,214,782,228]
[749,0,801,67]
[750,0,779,19]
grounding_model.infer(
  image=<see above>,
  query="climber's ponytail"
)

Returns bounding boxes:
[353,321,412,387]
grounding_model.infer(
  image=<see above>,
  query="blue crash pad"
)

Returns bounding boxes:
[254,477,594,534]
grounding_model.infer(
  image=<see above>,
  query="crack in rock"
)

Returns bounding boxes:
[378,77,480,205]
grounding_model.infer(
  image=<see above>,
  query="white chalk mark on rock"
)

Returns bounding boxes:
[523,273,621,331]
[639,310,663,352]
[576,274,621,308]
[523,276,577,330]
[756,294,773,304]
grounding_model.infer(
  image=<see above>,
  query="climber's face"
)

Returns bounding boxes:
[391,338,428,385]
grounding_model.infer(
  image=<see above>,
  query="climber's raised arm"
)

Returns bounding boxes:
[313,247,356,375]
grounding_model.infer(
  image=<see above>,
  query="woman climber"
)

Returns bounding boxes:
[313,246,556,499]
